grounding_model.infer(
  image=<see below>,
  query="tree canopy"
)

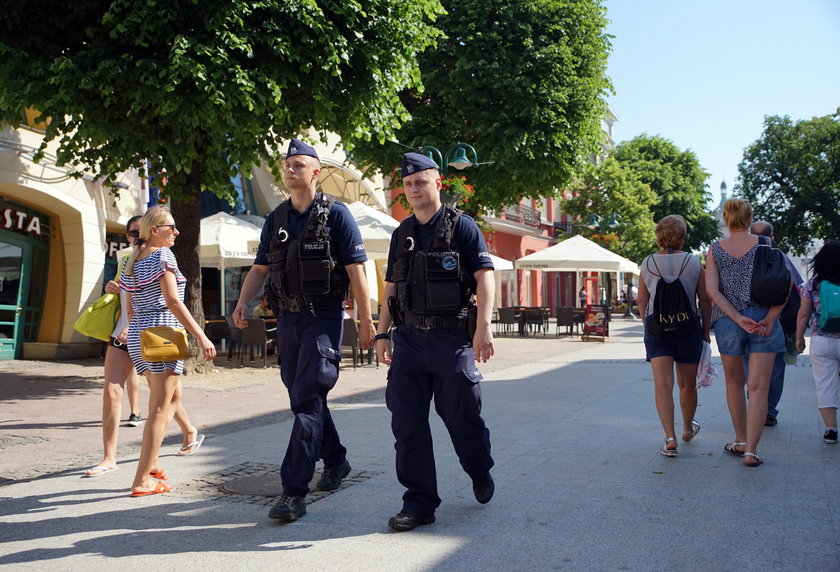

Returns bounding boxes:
[562,157,657,263]
[736,110,840,255]
[612,134,718,252]
[350,0,613,216]
[0,0,443,371]
[0,0,443,198]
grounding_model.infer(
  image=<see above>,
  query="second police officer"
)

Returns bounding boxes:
[375,152,496,532]
[233,139,374,523]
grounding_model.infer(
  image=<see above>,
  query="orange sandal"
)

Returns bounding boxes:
[150,469,167,480]
[130,480,173,497]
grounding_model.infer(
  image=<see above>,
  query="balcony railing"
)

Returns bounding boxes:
[501,204,541,228]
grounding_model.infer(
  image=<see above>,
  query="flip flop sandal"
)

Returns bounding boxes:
[682,420,701,442]
[82,465,119,478]
[150,469,167,480]
[130,480,173,497]
[177,433,205,456]
[660,437,678,457]
[724,441,746,456]
[744,452,764,467]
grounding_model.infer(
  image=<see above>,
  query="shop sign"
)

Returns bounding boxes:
[2,207,42,236]
[0,199,50,245]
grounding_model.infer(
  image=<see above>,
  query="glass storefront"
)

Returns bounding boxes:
[0,199,50,359]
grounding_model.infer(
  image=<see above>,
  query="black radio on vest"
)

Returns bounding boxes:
[266,192,349,312]
[390,205,477,332]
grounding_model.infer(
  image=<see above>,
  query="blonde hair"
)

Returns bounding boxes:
[125,206,173,277]
[655,214,687,249]
[722,198,753,231]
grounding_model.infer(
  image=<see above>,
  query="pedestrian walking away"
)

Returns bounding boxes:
[636,215,711,458]
[376,152,496,532]
[744,220,804,427]
[82,215,145,478]
[119,206,216,496]
[232,138,374,523]
[795,240,840,444]
[705,198,788,467]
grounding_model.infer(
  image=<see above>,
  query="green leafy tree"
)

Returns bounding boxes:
[613,134,718,252]
[737,110,840,255]
[563,157,657,263]
[0,0,443,370]
[351,0,613,217]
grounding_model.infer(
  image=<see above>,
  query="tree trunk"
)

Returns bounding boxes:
[169,166,211,375]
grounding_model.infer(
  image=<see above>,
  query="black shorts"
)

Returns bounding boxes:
[109,337,129,353]
[644,324,703,364]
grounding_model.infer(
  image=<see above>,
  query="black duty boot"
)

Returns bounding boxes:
[388,510,435,532]
[268,494,306,522]
[472,474,495,504]
[316,460,351,491]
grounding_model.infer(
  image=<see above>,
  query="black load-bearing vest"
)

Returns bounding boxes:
[266,192,349,312]
[390,205,477,328]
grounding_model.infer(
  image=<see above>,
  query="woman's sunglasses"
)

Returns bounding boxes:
[127,229,140,238]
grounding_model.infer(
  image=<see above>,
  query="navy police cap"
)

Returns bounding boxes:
[286,138,319,161]
[401,152,439,177]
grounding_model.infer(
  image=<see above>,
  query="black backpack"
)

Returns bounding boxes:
[751,235,791,307]
[645,254,698,338]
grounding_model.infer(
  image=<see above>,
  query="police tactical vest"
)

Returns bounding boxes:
[266,192,349,312]
[391,205,477,326]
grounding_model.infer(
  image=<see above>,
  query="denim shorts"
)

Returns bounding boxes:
[713,305,785,356]
[644,324,703,364]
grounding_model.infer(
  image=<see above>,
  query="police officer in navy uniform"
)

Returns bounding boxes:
[233,138,374,523]
[375,152,496,532]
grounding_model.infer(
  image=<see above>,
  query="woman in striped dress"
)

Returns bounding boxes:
[120,206,217,496]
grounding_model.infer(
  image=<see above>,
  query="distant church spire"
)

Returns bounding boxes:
[720,179,728,199]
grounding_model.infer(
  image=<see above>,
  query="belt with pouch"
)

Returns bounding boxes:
[401,311,468,331]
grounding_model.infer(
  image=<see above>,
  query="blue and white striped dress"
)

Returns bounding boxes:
[119,247,187,375]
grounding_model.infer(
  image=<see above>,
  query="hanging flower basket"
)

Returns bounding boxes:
[592,232,620,248]
[441,175,476,208]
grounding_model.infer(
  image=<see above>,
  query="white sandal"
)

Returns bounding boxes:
[660,437,678,457]
[744,452,764,467]
[682,420,701,442]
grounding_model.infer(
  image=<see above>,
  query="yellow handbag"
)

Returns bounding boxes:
[73,293,120,342]
[140,326,190,362]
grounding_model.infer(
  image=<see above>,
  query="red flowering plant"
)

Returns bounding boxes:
[591,232,620,248]
[441,175,476,208]
[389,174,477,212]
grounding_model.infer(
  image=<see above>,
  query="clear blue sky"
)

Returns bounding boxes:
[604,0,840,209]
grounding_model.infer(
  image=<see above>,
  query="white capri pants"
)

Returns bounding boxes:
[811,335,840,409]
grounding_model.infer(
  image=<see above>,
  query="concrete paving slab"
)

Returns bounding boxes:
[2,320,840,570]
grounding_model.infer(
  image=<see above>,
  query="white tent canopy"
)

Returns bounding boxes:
[347,201,400,259]
[514,234,640,274]
[488,253,514,271]
[200,212,262,269]
[200,212,264,316]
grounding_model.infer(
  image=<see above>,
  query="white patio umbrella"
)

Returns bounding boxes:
[200,212,264,315]
[515,234,639,307]
[515,234,639,274]
[347,201,400,258]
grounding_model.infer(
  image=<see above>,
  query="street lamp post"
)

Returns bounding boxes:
[419,143,479,205]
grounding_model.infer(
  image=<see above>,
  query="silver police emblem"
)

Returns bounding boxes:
[441,256,457,270]
[289,145,297,154]
[406,164,415,174]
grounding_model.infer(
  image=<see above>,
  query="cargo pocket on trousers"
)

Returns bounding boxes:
[315,340,340,392]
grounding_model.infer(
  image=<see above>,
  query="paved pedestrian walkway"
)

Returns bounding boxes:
[1,320,838,571]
